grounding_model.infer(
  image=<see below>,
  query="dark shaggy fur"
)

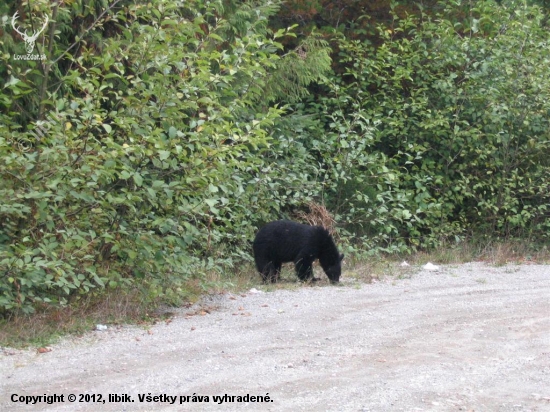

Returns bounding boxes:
[252,220,344,284]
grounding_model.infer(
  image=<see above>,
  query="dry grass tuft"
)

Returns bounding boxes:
[406,239,550,267]
[0,290,151,349]
[294,202,338,238]
[475,240,550,265]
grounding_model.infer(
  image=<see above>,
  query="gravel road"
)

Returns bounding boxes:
[1,262,549,411]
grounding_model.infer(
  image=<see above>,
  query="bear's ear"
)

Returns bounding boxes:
[339,253,344,261]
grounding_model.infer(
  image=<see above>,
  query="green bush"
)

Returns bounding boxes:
[0,0,330,313]
[304,0,550,250]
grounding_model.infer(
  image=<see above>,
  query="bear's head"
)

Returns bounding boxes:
[324,253,344,284]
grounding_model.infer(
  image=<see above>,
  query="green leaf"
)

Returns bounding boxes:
[133,173,143,186]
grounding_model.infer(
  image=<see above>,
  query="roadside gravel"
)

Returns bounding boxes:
[1,262,549,411]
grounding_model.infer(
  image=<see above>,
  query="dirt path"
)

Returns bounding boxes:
[1,262,549,411]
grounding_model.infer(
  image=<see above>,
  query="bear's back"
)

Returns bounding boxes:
[253,220,322,262]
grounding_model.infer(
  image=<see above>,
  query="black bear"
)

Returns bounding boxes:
[252,220,344,284]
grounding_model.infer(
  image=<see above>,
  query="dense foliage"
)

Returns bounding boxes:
[1,0,549,313]
[311,1,550,250]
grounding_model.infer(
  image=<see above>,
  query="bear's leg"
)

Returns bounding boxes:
[294,256,314,281]
[255,257,274,283]
[271,262,282,283]
[256,258,283,283]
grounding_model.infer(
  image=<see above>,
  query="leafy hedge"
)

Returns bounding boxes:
[0,0,328,312]
[304,1,550,250]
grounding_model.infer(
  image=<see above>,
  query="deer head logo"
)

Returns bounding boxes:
[11,11,49,54]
